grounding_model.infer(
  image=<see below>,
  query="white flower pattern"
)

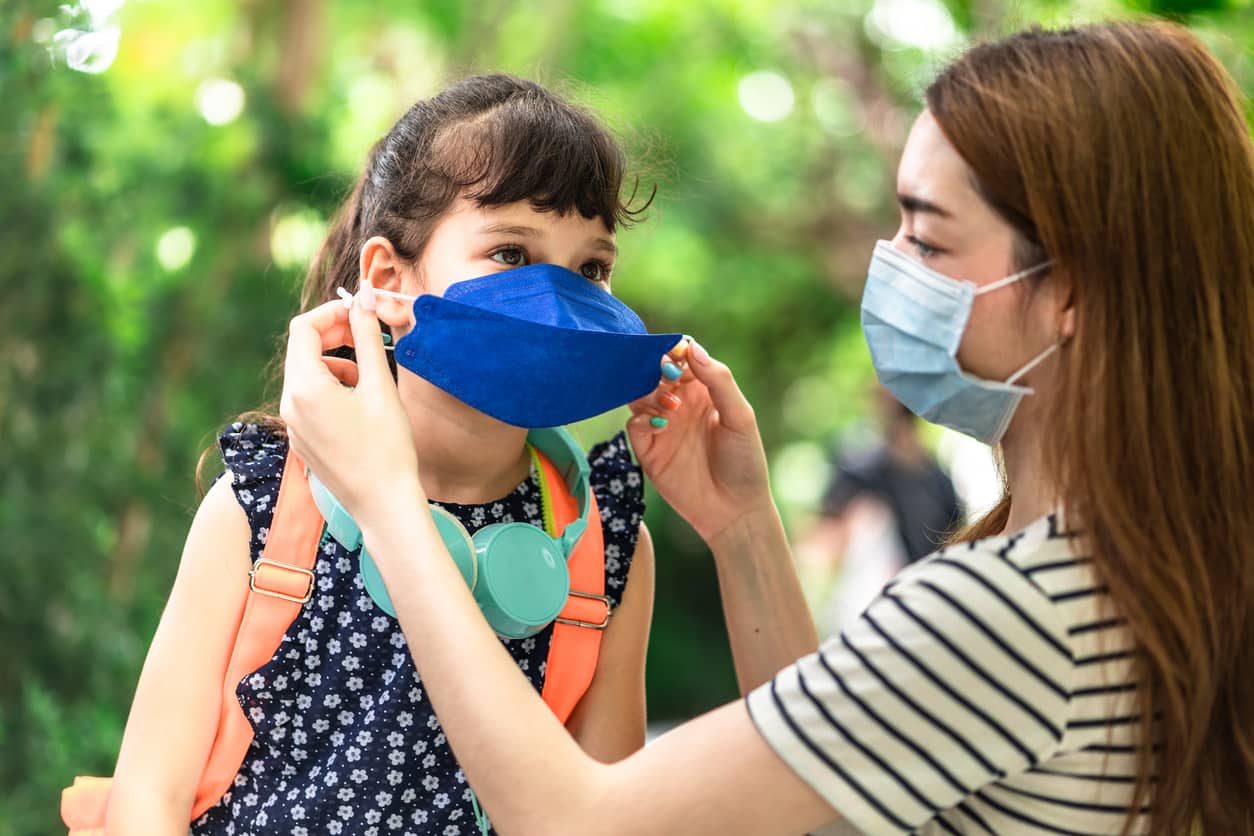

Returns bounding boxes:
[192,423,643,836]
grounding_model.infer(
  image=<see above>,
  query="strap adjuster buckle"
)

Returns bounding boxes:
[555,591,613,630]
[249,557,315,605]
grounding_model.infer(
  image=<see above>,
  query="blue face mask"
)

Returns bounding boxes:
[392,264,682,428]
[861,240,1055,445]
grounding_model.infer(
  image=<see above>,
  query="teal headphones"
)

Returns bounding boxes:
[306,427,591,640]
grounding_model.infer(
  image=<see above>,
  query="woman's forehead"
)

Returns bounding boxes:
[895,110,984,221]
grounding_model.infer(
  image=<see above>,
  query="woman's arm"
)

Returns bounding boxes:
[105,476,252,835]
[565,524,654,761]
[707,506,819,693]
[626,342,818,693]
[279,294,838,835]
[361,498,834,836]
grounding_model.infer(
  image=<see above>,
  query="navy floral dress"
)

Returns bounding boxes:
[191,422,645,836]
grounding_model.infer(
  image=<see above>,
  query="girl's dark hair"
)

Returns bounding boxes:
[304,73,651,312]
[196,74,651,492]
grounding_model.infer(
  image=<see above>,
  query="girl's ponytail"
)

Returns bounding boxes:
[302,159,371,312]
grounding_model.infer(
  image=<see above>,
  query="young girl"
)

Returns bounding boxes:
[103,74,656,835]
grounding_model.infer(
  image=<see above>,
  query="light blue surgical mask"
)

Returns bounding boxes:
[861,240,1055,445]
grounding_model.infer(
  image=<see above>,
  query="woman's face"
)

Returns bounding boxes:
[891,109,1065,384]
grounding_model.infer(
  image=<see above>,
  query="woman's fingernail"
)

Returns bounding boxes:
[690,341,710,365]
[670,337,690,359]
[359,278,377,312]
[381,331,393,346]
[661,361,683,381]
[650,416,669,429]
[659,392,681,411]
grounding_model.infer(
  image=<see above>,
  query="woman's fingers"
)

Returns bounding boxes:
[348,279,392,390]
[322,356,360,388]
[685,341,755,433]
[284,300,351,393]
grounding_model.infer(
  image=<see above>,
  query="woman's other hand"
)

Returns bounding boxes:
[627,340,774,547]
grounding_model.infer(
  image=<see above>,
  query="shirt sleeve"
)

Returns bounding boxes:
[217,420,289,564]
[586,431,645,609]
[746,545,1073,833]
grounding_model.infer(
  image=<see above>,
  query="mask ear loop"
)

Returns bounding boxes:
[1005,341,1058,386]
[974,260,1053,296]
[336,286,418,355]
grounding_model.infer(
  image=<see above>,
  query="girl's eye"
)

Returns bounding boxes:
[907,235,940,259]
[491,246,529,267]
[580,261,610,283]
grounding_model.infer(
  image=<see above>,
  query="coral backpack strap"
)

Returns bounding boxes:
[61,450,324,834]
[189,449,323,818]
[533,450,609,726]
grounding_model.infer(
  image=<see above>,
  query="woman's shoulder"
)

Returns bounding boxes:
[887,512,1090,647]
[909,512,1082,579]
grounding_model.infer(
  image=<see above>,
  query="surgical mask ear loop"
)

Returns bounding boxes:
[967,260,1057,387]
[1005,341,1058,386]
[973,260,1052,296]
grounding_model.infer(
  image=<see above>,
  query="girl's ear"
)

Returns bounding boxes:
[359,236,404,293]
[360,236,416,330]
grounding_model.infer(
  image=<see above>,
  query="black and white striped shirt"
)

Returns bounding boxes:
[748,513,1151,834]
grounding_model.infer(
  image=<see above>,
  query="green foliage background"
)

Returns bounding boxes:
[2,0,1251,832]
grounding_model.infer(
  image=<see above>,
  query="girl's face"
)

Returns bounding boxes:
[400,196,616,298]
[890,109,1070,385]
[359,195,620,425]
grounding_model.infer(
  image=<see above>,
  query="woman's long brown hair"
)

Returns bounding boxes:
[930,22,1254,834]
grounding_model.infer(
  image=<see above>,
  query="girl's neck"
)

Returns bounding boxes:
[398,375,532,505]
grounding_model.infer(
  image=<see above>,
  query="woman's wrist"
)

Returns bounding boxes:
[355,477,429,552]
[705,500,787,562]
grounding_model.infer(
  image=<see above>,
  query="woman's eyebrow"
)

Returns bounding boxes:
[591,237,618,256]
[898,193,953,218]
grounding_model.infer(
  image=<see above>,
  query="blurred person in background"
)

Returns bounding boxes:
[799,385,962,635]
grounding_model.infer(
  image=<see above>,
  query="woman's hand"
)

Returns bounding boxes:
[279,281,422,529]
[627,341,774,546]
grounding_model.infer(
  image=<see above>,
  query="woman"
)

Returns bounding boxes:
[281,21,1254,835]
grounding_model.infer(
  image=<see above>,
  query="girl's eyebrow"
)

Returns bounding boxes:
[478,223,541,238]
[477,222,618,256]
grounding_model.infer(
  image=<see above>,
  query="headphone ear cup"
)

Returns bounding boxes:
[359,506,478,618]
[472,523,570,639]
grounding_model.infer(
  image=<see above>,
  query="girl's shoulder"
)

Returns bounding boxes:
[217,419,289,482]
[216,420,289,563]
[584,431,646,602]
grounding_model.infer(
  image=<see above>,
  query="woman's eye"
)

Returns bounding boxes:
[491,246,529,267]
[907,235,940,259]
[580,261,610,283]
